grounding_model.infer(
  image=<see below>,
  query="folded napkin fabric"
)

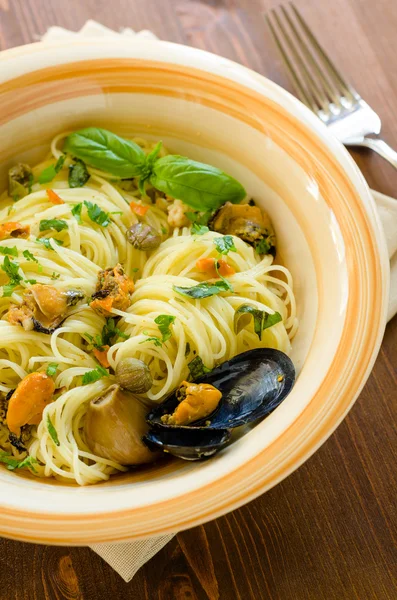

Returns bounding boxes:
[38,20,397,583]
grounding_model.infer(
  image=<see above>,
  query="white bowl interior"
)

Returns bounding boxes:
[0,92,348,516]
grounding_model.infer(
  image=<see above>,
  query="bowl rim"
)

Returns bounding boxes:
[0,38,389,544]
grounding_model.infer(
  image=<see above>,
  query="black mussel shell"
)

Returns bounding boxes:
[32,316,64,334]
[146,348,295,431]
[143,427,231,461]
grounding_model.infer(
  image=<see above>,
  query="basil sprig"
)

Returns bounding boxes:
[64,128,147,178]
[234,304,282,340]
[173,279,232,299]
[150,155,246,211]
[64,127,247,212]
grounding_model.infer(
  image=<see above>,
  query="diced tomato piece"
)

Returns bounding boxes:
[196,258,235,278]
[130,201,149,216]
[46,189,64,204]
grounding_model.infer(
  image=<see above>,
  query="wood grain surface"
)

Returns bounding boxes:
[0,0,396,598]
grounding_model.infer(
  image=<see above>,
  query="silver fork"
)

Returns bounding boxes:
[266,3,397,170]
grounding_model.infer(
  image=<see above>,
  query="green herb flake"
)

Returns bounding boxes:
[191,223,209,235]
[234,304,282,340]
[46,363,59,377]
[51,272,61,280]
[38,154,66,184]
[1,255,22,286]
[255,237,272,255]
[82,365,109,385]
[154,314,176,343]
[140,335,162,347]
[0,246,18,257]
[173,279,233,299]
[46,414,60,446]
[71,203,83,224]
[213,235,237,255]
[185,342,191,357]
[101,318,130,347]
[0,452,38,472]
[188,356,211,379]
[84,201,111,227]
[36,238,64,250]
[2,283,16,297]
[24,279,37,285]
[68,159,90,188]
[39,219,68,233]
[23,249,38,263]
[186,211,213,226]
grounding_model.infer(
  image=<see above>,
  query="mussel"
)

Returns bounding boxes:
[144,348,295,460]
[7,284,84,334]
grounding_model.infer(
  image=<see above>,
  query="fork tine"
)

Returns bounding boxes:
[265,11,314,110]
[267,7,332,115]
[290,3,359,102]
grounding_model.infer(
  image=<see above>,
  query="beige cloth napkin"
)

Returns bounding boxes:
[39,20,397,582]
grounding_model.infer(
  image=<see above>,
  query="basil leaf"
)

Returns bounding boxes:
[154,314,176,343]
[234,305,282,340]
[0,246,18,257]
[46,414,60,446]
[173,279,233,299]
[46,363,58,377]
[213,235,237,255]
[84,201,111,227]
[64,128,146,178]
[71,203,83,224]
[191,223,209,235]
[68,159,90,188]
[23,249,38,262]
[150,155,246,211]
[188,356,211,379]
[38,155,66,184]
[36,238,64,250]
[39,219,68,232]
[82,365,109,385]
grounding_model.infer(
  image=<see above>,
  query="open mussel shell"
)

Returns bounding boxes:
[146,348,295,431]
[143,427,231,461]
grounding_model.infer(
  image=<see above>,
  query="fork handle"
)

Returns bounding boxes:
[359,138,397,169]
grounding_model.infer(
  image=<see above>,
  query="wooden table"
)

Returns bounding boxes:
[0,1,396,598]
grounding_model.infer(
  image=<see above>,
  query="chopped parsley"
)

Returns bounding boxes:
[46,363,59,377]
[38,154,66,184]
[213,235,237,255]
[82,365,109,385]
[36,238,64,250]
[68,160,90,188]
[255,238,271,255]
[84,201,111,227]
[71,203,83,224]
[234,304,282,340]
[140,335,162,347]
[186,210,212,226]
[185,342,191,357]
[1,256,22,289]
[173,279,232,299]
[51,272,61,280]
[0,246,18,257]
[191,223,209,235]
[188,356,211,379]
[46,414,60,446]
[23,249,38,263]
[154,314,176,343]
[101,318,129,346]
[39,219,68,232]
[0,452,38,472]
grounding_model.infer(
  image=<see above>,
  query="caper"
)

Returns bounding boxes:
[116,358,153,393]
[126,223,161,251]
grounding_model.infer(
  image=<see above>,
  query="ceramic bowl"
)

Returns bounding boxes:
[0,39,389,544]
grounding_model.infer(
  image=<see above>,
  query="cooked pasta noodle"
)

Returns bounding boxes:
[0,132,298,485]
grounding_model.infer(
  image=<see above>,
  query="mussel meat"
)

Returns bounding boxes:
[7,284,84,334]
[144,348,295,460]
